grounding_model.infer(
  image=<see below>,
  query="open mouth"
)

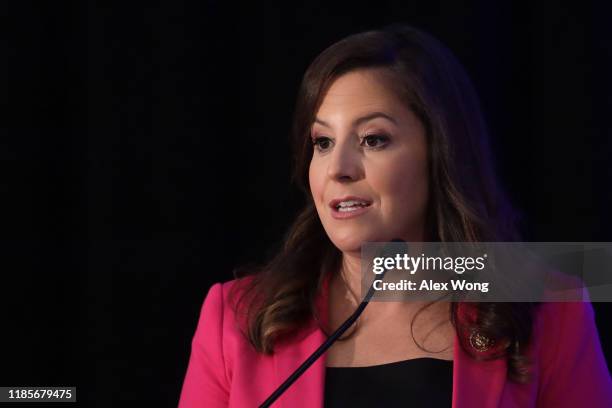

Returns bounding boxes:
[334,200,372,212]
[328,197,373,218]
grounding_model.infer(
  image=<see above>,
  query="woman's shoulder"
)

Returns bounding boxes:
[191,276,262,360]
[206,275,257,308]
[199,275,257,320]
[532,275,597,344]
[533,300,598,358]
[531,301,612,406]
[534,300,596,341]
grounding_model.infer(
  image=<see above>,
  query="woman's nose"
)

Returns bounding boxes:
[326,141,363,182]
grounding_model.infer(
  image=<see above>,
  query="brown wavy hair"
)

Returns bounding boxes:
[230,24,537,382]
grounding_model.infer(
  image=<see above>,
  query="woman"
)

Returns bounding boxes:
[178,24,612,407]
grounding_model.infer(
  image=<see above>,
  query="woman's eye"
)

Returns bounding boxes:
[312,136,333,151]
[361,134,389,148]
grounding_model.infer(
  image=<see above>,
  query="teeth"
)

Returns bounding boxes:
[336,200,369,209]
[338,206,362,212]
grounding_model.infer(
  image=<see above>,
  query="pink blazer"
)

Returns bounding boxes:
[178,278,612,407]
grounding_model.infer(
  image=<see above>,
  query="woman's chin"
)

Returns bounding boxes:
[328,234,375,254]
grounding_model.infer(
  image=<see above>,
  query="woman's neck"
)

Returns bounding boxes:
[334,252,435,318]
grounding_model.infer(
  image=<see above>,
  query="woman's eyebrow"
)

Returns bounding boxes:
[314,112,398,128]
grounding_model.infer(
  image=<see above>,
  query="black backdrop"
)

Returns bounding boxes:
[3,1,612,407]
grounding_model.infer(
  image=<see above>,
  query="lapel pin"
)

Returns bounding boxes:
[469,329,494,352]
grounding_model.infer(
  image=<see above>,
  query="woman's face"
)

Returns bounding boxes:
[309,68,429,254]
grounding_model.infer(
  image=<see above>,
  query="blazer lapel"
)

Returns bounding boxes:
[272,326,327,407]
[452,334,507,408]
[272,274,331,407]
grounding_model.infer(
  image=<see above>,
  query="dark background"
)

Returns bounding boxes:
[2,1,611,407]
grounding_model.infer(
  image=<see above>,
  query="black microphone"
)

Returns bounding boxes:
[258,239,406,408]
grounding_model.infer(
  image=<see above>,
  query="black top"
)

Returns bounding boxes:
[324,358,453,408]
